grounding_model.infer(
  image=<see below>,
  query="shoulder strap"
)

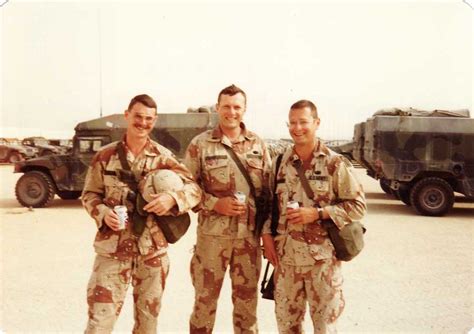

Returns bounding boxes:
[292,159,315,201]
[270,154,283,236]
[273,154,283,193]
[222,144,257,200]
[116,141,131,171]
[115,141,138,192]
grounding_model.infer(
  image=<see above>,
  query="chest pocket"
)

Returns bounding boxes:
[204,156,230,192]
[308,175,331,194]
[247,157,264,190]
[103,173,128,206]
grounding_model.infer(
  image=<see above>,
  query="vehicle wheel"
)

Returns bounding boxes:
[379,178,392,194]
[57,191,81,200]
[410,177,454,216]
[396,187,412,206]
[15,171,56,208]
[8,152,24,163]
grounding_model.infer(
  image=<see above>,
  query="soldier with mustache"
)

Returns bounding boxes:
[82,94,202,332]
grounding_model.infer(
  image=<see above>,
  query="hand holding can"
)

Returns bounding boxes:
[234,191,246,203]
[114,205,128,230]
[287,200,299,210]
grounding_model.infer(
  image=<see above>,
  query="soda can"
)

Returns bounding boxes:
[114,205,128,230]
[287,200,299,210]
[234,191,246,203]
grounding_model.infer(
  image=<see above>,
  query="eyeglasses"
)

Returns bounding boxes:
[286,119,315,129]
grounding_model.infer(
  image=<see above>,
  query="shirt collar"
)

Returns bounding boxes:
[289,138,326,163]
[121,135,159,157]
[209,122,254,142]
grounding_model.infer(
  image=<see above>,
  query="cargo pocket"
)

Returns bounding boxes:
[93,229,120,254]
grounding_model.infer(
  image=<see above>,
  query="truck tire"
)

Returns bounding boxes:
[8,152,24,163]
[410,177,454,216]
[15,171,56,208]
[57,191,81,200]
[379,178,392,194]
[396,187,412,206]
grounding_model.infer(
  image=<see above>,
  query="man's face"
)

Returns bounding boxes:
[216,93,246,131]
[288,107,320,146]
[124,102,157,139]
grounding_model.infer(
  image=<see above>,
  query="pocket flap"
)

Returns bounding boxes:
[204,156,229,170]
[247,158,264,170]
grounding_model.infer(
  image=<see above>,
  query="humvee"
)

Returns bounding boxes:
[0,138,37,163]
[14,112,219,208]
[352,108,473,216]
[22,136,63,156]
[48,139,73,154]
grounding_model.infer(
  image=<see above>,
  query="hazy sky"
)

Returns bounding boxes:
[1,0,472,140]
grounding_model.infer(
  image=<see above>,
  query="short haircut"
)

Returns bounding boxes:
[128,94,157,112]
[290,99,318,118]
[217,84,247,105]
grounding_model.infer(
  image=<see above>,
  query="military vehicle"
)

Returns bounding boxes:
[22,136,63,156]
[48,139,73,154]
[0,138,38,163]
[327,140,357,165]
[14,112,220,208]
[352,108,473,216]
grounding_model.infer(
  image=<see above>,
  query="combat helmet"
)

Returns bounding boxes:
[136,169,190,243]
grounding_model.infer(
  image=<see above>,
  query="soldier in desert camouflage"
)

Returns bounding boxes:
[261,100,366,333]
[82,94,201,333]
[184,85,271,333]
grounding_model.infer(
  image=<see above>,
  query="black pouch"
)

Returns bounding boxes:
[254,196,269,234]
[260,261,275,300]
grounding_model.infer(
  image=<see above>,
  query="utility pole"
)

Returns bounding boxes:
[97,7,103,117]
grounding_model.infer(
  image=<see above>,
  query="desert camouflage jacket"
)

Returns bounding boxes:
[82,137,202,260]
[262,140,366,265]
[184,123,271,239]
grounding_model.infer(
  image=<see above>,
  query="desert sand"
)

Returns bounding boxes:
[0,165,473,333]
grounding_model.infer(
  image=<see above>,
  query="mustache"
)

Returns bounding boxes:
[133,123,152,129]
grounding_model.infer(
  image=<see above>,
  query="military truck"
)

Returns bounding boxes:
[0,138,38,163]
[14,112,220,208]
[352,108,473,216]
[22,136,63,156]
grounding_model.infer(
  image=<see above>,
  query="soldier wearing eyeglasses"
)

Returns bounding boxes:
[261,100,366,333]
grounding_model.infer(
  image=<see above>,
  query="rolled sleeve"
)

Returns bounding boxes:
[326,160,367,229]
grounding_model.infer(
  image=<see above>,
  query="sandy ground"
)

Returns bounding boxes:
[0,164,473,333]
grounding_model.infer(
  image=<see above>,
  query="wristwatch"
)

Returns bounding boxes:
[317,208,324,221]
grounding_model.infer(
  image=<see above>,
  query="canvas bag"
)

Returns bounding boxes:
[293,158,366,261]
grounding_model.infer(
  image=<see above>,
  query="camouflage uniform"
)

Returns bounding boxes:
[184,124,271,333]
[262,140,366,333]
[82,137,201,333]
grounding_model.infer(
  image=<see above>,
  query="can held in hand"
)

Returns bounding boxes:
[114,205,128,230]
[287,200,299,210]
[234,191,246,203]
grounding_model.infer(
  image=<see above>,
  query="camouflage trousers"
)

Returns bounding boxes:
[85,253,169,334]
[189,234,262,333]
[274,259,345,334]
